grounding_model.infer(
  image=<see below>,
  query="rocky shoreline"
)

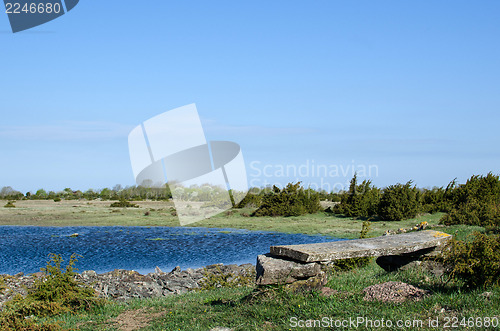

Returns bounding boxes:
[0,263,255,308]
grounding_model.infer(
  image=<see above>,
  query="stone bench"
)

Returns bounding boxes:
[256,230,452,286]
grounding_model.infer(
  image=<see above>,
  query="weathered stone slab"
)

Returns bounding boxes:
[270,230,452,263]
[255,253,322,285]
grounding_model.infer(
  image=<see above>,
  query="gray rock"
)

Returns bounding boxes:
[255,253,322,285]
[81,270,97,278]
[62,263,254,302]
[363,281,429,303]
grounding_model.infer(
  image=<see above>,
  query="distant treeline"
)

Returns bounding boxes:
[0,185,173,201]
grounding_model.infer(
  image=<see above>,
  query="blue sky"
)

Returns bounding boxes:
[1,0,499,193]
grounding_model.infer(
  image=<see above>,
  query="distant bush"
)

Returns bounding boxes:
[251,182,321,217]
[3,201,15,208]
[110,199,139,208]
[378,181,420,221]
[34,189,48,199]
[335,174,380,218]
[441,173,500,227]
[330,193,342,202]
[440,232,500,288]
[315,190,341,202]
[53,197,62,202]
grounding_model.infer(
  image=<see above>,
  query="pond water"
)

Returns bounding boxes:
[0,226,341,275]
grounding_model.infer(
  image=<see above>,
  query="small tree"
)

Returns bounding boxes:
[35,189,48,199]
[378,181,420,221]
[100,188,112,200]
[336,174,380,218]
[441,173,500,227]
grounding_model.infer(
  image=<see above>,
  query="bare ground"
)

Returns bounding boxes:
[113,308,166,331]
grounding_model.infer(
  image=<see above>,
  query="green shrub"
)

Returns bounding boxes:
[109,199,139,208]
[335,174,380,218]
[29,254,99,309]
[439,232,500,288]
[378,181,420,221]
[235,188,262,209]
[421,187,448,214]
[333,221,373,270]
[330,193,342,202]
[53,197,61,202]
[441,198,500,227]
[441,173,500,227]
[0,254,104,330]
[251,182,321,217]
[486,225,500,235]
[3,201,16,208]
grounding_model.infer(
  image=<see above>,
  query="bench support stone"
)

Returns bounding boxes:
[256,253,324,286]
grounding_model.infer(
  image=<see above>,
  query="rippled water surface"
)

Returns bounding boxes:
[0,226,340,275]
